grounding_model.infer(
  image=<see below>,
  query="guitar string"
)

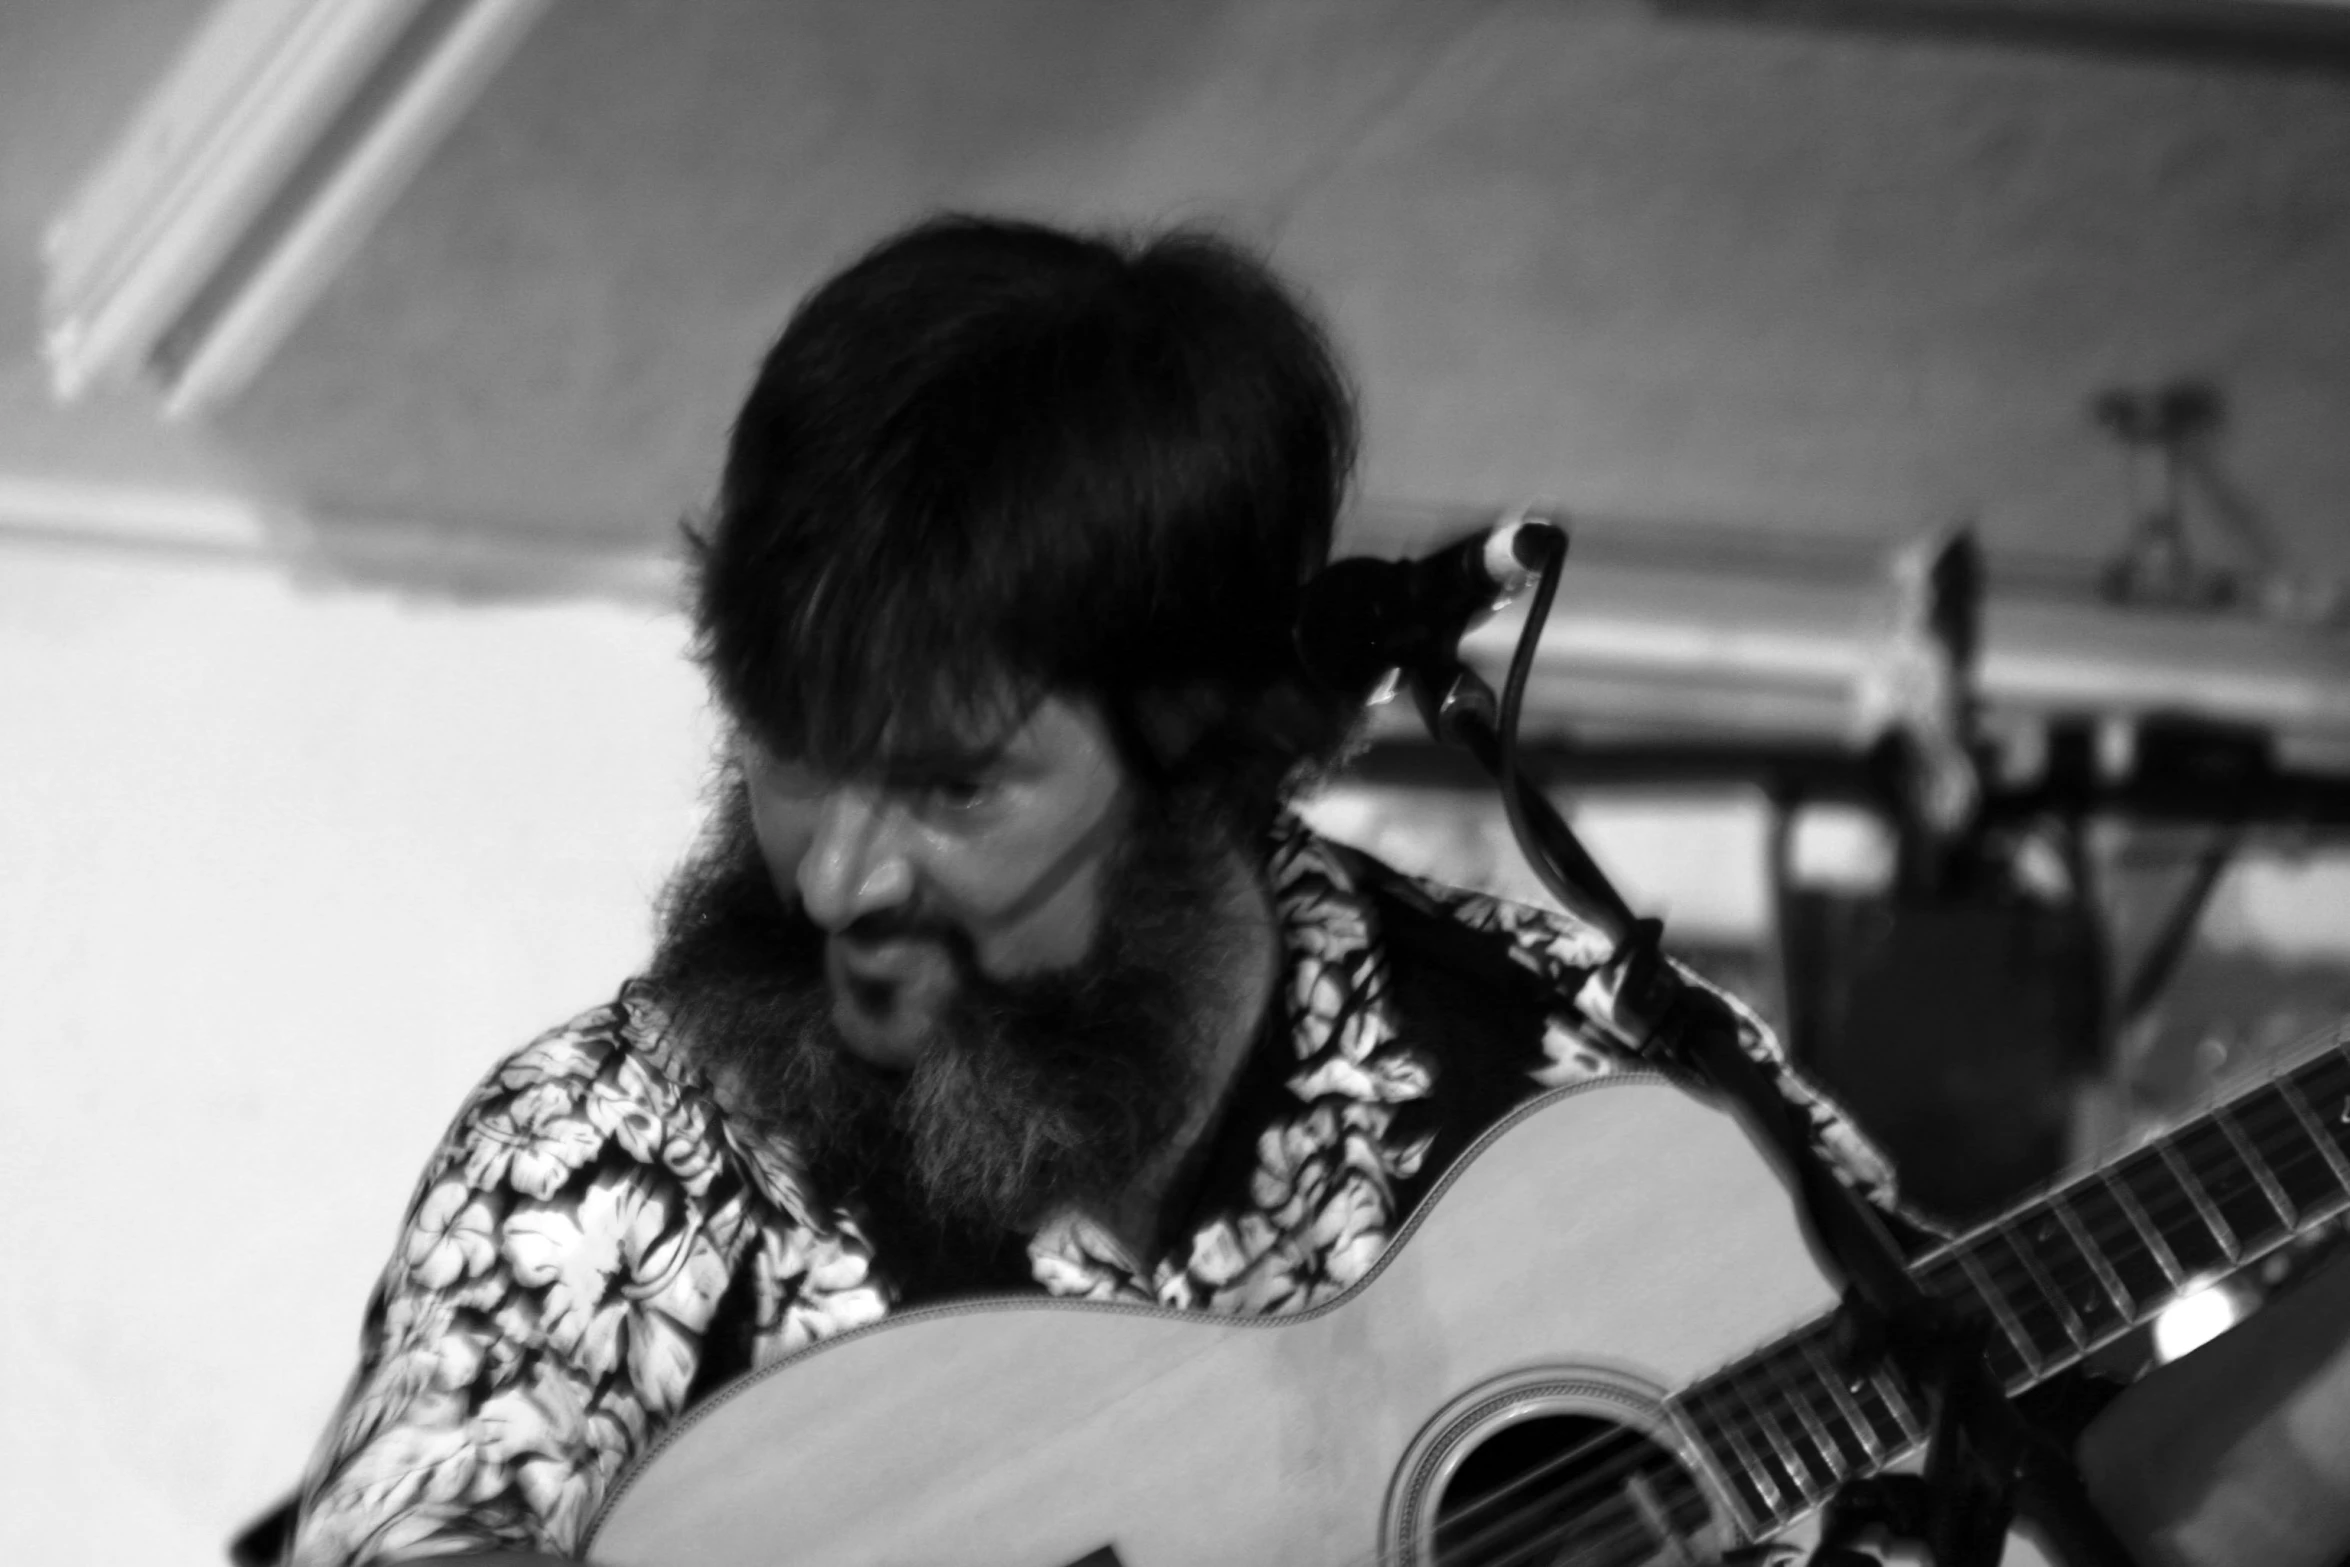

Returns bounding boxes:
[1814,1044,2350,1397]
[1411,1043,2350,1564]
[2008,1084,2304,1350]
[1144,1047,2350,1567]
[1337,1351,1848,1567]
[1312,1125,2334,1567]
[1702,1042,2350,1497]
[1405,1310,1923,1556]
[1695,1073,2350,1489]
[1382,1005,2350,1562]
[1583,1045,2350,1534]
[1347,1329,1872,1567]
[1365,1413,1702,1567]
[1351,1165,2126,1553]
[1449,1501,1682,1567]
[1361,1432,1714,1567]
[1411,1440,1789,1567]
[598,1047,2350,1566]
[2004,1074,2321,1337]
[1494,1091,2350,1546]
[1950,1049,2350,1377]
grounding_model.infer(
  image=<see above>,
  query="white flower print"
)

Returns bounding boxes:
[500,1024,612,1091]
[302,1419,478,1563]
[290,819,1914,1566]
[624,1305,700,1412]
[501,1172,679,1379]
[657,1093,724,1198]
[781,1238,888,1346]
[515,1454,597,1554]
[506,1101,604,1201]
[583,1077,664,1165]
[1531,1013,1619,1087]
[405,1178,502,1290]
[475,1359,585,1470]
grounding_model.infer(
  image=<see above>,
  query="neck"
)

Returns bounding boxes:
[1093,847,1283,1268]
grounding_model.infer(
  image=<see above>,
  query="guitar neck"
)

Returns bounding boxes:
[1665,1029,2350,1535]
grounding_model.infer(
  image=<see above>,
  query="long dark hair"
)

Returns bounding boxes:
[689,212,1364,834]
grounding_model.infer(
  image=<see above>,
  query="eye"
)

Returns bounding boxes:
[915,774,994,814]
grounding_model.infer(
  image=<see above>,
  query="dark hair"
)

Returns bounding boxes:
[689,212,1362,835]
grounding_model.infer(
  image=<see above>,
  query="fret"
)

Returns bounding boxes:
[2285,1049,2350,1160]
[2073,1173,2179,1306]
[1802,1337,1885,1467]
[2228,1083,2346,1219]
[1812,1332,1916,1461]
[2293,1038,2350,1100]
[2279,1074,2350,1200]
[2102,1158,2201,1284]
[2048,1190,2138,1325]
[1952,1240,2048,1382]
[1773,1352,1858,1481]
[1869,1365,1927,1448]
[1670,1421,1767,1546]
[2169,1117,2282,1258]
[1915,1248,2032,1388]
[2155,1139,2240,1266]
[1724,1365,1823,1508]
[1690,1381,1783,1525]
[2212,1101,2298,1229]
[1987,1221,2093,1353]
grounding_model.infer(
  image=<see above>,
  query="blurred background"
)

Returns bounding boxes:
[6,2,2350,1561]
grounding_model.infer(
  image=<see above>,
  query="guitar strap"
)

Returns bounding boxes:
[1587,919,2135,1567]
[1355,867,1581,1216]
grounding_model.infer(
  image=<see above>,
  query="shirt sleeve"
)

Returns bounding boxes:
[1388,866,1942,1237]
[286,1010,757,1566]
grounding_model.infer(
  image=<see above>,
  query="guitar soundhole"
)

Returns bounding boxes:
[1431,1414,1711,1566]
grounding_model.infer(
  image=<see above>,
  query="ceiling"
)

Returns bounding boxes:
[7,0,2350,591]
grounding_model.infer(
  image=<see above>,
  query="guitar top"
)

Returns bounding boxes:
[586,1076,1843,1566]
[589,1035,2350,1566]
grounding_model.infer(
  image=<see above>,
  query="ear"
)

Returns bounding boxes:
[1127,683,1228,774]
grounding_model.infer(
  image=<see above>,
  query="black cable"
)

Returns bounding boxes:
[1495,524,1586,920]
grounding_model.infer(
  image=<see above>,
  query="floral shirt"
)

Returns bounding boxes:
[285,815,1899,1565]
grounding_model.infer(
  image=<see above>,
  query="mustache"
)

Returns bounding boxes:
[835,906,976,961]
[647,767,1236,1259]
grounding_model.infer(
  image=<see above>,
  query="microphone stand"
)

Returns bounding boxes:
[1387,532,2034,1567]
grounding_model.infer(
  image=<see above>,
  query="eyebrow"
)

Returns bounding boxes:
[871,689,1045,774]
[875,731,1018,774]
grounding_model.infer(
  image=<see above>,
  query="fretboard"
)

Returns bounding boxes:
[1663,1026,2350,1537]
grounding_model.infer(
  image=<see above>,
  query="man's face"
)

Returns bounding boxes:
[736,694,1133,1071]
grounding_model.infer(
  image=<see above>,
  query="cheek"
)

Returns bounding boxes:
[742,792,814,905]
[995,855,1111,970]
[942,808,1127,972]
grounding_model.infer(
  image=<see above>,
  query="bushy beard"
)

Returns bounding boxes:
[646,773,1250,1260]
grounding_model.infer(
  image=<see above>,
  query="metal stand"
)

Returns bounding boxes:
[1394,649,2113,1567]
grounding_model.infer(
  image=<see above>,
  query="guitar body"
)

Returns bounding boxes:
[586,1076,1880,1566]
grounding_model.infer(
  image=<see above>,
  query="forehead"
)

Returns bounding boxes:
[771,688,1121,777]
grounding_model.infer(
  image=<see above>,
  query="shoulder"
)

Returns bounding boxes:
[424,984,717,1203]
[1295,824,1613,996]
[1280,823,1628,1089]
[1284,820,1910,1208]
[415,980,863,1254]
[291,985,883,1562]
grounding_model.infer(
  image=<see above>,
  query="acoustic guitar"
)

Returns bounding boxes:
[581,1038,2350,1567]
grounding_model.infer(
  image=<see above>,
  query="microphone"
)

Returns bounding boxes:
[1295,513,1561,699]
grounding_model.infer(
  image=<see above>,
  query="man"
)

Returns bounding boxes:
[274,213,1909,1566]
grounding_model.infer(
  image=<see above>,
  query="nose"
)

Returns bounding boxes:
[795,785,917,932]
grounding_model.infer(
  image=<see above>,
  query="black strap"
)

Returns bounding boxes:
[1357,869,1561,1194]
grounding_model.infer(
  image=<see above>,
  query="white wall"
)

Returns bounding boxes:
[0,543,712,1566]
[7,532,2343,1567]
